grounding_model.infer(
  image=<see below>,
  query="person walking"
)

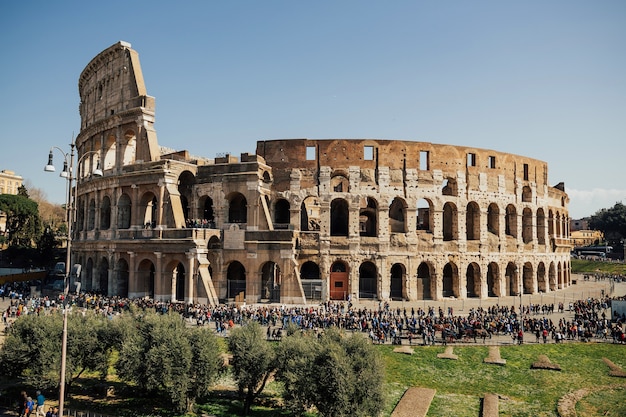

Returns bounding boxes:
[35,391,45,417]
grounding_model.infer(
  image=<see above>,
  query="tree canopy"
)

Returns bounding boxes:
[0,193,42,247]
[589,202,626,244]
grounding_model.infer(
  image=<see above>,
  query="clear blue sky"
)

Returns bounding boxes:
[1,1,624,219]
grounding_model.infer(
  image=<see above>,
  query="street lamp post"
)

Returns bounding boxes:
[45,139,102,416]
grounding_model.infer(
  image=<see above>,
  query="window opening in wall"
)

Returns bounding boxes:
[364,146,374,160]
[523,163,529,181]
[488,155,496,169]
[419,151,429,170]
[467,153,476,167]
[306,146,316,160]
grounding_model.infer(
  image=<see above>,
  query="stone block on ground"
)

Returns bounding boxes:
[531,354,561,371]
[481,393,499,417]
[603,357,626,377]
[394,345,415,355]
[483,346,506,365]
[391,387,436,417]
[437,346,458,360]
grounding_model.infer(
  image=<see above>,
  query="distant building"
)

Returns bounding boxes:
[570,229,603,247]
[68,41,573,305]
[0,169,24,236]
[570,218,590,232]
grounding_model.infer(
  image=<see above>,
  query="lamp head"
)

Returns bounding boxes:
[93,160,103,177]
[60,160,69,178]
[44,150,55,172]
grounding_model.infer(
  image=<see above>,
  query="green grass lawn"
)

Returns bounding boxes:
[380,343,626,417]
[571,258,626,275]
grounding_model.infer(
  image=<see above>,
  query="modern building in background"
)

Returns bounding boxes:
[69,41,572,305]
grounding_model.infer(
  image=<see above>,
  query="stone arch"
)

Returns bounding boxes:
[97,256,109,294]
[549,262,557,291]
[548,209,555,237]
[261,261,281,302]
[442,262,458,297]
[76,197,85,231]
[300,261,322,301]
[443,202,458,241]
[523,262,534,294]
[487,262,499,297]
[228,192,248,223]
[208,235,221,250]
[227,261,246,299]
[301,196,321,231]
[103,133,116,171]
[100,196,111,230]
[114,257,128,297]
[359,197,378,237]
[140,192,158,228]
[330,260,349,300]
[359,261,378,299]
[466,262,481,298]
[390,263,405,300]
[198,195,215,226]
[417,198,433,232]
[537,262,547,293]
[274,198,290,226]
[331,198,349,236]
[522,207,533,244]
[505,204,517,238]
[117,193,131,229]
[85,257,94,292]
[537,208,546,245]
[522,185,532,203]
[330,173,350,193]
[262,170,272,184]
[389,197,408,233]
[137,258,155,298]
[487,203,500,235]
[466,201,480,240]
[505,262,517,296]
[442,177,457,196]
[121,129,136,166]
[417,262,433,300]
[178,171,196,222]
[87,198,96,230]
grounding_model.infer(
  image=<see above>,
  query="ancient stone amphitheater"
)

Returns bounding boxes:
[68,41,571,305]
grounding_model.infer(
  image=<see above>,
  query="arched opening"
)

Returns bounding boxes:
[122,130,136,166]
[227,261,246,299]
[100,196,111,230]
[114,258,128,298]
[274,199,291,227]
[140,192,158,228]
[103,134,116,171]
[331,198,349,236]
[330,261,349,300]
[117,193,132,229]
[180,195,190,224]
[416,199,432,232]
[442,177,457,196]
[537,262,547,293]
[522,185,532,203]
[178,171,196,222]
[487,262,498,297]
[389,197,407,233]
[228,193,248,223]
[505,263,517,296]
[300,196,321,231]
[85,258,94,292]
[330,174,349,192]
[523,262,533,294]
[390,263,404,300]
[466,202,480,240]
[261,262,281,302]
[417,262,432,300]
[200,196,215,227]
[359,261,377,299]
[522,207,533,244]
[208,235,221,250]
[466,263,481,297]
[487,203,499,235]
[505,204,517,238]
[443,202,458,241]
[137,259,156,298]
[359,197,378,237]
[300,261,322,301]
[88,199,96,230]
[549,262,557,291]
[536,208,546,245]
[96,257,109,295]
[442,263,457,297]
[174,262,185,302]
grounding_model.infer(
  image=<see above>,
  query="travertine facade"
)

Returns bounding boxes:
[69,41,572,305]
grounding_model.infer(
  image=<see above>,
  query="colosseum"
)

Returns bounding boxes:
[66,41,572,305]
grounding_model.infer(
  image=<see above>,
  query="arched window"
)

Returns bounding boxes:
[331,198,349,236]
[117,194,131,229]
[389,197,407,233]
[100,196,111,230]
[229,193,248,223]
